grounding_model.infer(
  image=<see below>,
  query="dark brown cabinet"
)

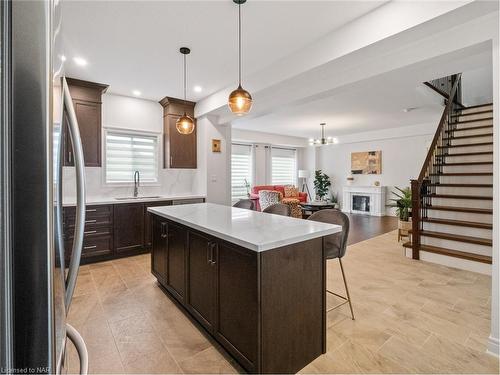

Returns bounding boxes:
[151,217,168,283]
[144,200,173,248]
[64,78,108,167]
[186,231,216,331]
[159,96,197,169]
[215,242,258,369]
[150,215,326,374]
[113,203,145,253]
[166,223,187,300]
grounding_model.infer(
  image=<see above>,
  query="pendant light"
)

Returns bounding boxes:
[228,0,253,115]
[309,123,337,146]
[176,47,195,135]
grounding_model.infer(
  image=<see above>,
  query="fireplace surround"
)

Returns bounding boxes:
[342,186,385,216]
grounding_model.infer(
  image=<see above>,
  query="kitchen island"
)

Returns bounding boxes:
[148,203,341,374]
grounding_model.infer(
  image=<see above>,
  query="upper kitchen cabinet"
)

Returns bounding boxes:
[159,96,197,169]
[64,78,109,167]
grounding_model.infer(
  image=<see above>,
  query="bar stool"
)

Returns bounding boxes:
[308,209,354,320]
[233,199,256,210]
[262,203,291,216]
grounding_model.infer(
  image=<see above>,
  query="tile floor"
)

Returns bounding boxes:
[66,230,498,374]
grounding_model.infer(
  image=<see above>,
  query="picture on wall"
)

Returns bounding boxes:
[351,151,382,174]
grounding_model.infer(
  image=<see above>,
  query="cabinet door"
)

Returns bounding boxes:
[144,200,172,248]
[63,100,102,167]
[187,231,215,332]
[166,222,186,300]
[165,115,197,169]
[151,216,168,282]
[113,203,145,253]
[215,242,258,370]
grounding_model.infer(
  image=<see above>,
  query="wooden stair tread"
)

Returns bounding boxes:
[422,218,492,229]
[451,110,492,117]
[436,151,492,157]
[423,194,492,200]
[419,230,492,246]
[426,183,492,187]
[455,117,493,124]
[445,125,493,132]
[424,205,492,214]
[429,172,493,176]
[402,242,492,264]
[442,133,493,140]
[433,161,492,166]
[437,142,492,148]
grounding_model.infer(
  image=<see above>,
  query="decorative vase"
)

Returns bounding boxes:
[398,219,412,231]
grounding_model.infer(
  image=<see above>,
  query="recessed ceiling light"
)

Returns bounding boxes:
[73,57,87,66]
[132,90,141,96]
[60,55,67,62]
[193,86,202,93]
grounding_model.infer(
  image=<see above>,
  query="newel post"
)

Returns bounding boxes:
[410,180,421,260]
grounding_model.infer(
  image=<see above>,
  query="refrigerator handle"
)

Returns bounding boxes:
[66,323,88,375]
[62,77,86,311]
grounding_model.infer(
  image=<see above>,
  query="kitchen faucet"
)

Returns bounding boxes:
[133,170,140,197]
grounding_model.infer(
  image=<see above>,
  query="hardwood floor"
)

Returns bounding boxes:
[66,227,497,374]
[345,214,398,245]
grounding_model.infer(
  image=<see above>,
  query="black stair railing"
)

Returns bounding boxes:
[410,73,462,259]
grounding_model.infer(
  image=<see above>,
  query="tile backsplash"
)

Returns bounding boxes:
[62,167,202,202]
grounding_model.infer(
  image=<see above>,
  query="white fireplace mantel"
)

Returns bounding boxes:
[342,186,386,216]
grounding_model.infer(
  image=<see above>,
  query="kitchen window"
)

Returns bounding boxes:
[104,129,159,184]
[271,147,297,186]
[231,143,253,202]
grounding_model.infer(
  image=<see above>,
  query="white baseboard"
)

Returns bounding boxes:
[487,335,499,357]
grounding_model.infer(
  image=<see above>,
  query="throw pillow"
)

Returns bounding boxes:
[284,185,299,198]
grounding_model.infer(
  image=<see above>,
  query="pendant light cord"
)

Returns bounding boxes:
[183,53,187,104]
[238,2,242,86]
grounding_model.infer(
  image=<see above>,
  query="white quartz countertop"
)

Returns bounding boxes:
[148,203,341,252]
[63,194,205,207]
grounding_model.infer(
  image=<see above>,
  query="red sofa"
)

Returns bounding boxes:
[250,185,308,211]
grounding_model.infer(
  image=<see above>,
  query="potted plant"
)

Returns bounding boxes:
[390,186,412,231]
[313,170,331,201]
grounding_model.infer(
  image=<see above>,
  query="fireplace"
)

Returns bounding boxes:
[352,195,370,213]
[342,186,386,216]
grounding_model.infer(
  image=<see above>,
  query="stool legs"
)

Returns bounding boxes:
[326,258,355,320]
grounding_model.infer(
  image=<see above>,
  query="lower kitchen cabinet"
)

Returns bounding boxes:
[166,222,186,300]
[186,231,216,332]
[151,217,258,372]
[113,203,145,253]
[151,217,168,282]
[215,242,258,369]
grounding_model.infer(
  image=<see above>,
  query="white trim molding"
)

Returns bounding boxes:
[342,185,386,216]
[487,335,499,357]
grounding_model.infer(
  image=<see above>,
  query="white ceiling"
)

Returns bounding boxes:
[232,44,493,139]
[61,0,385,101]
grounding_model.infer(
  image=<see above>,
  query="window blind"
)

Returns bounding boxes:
[231,143,253,202]
[271,147,297,186]
[105,131,158,183]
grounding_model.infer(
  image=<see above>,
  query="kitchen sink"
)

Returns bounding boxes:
[114,196,162,200]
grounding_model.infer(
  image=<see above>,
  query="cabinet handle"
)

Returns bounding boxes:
[84,230,97,235]
[210,242,216,266]
[161,222,168,238]
[170,155,173,167]
[83,245,97,250]
[85,219,96,224]
[86,208,97,212]
[207,242,211,264]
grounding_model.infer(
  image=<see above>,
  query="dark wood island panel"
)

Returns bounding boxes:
[150,213,326,374]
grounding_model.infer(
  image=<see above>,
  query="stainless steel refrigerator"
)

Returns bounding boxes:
[1,1,88,373]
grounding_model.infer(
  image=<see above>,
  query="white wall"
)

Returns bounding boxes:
[197,116,231,205]
[63,93,202,202]
[314,123,435,213]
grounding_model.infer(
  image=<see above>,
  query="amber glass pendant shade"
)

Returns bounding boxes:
[228,85,253,115]
[176,113,195,135]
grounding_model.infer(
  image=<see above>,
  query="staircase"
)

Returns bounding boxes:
[405,73,493,274]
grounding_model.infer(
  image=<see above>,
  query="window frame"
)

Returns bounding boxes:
[102,127,162,187]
